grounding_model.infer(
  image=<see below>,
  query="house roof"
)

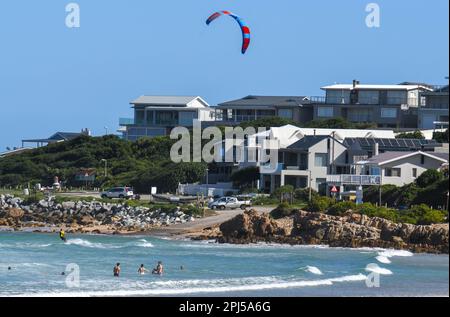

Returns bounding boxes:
[361,151,449,166]
[321,84,432,91]
[217,95,310,109]
[252,125,396,148]
[22,132,85,143]
[287,135,342,151]
[131,96,209,108]
[344,138,441,151]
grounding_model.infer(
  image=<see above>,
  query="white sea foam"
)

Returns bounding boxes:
[305,266,323,275]
[12,274,367,297]
[134,239,154,248]
[65,238,121,249]
[378,250,413,258]
[375,256,392,264]
[365,264,393,275]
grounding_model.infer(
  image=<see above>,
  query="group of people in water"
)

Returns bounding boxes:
[59,229,167,278]
[113,262,164,277]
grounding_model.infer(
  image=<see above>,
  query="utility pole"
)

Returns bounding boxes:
[101,159,108,177]
[309,170,312,202]
[331,131,336,175]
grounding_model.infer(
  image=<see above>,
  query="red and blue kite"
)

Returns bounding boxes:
[206,11,251,54]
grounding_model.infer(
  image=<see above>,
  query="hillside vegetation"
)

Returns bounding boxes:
[0,135,206,193]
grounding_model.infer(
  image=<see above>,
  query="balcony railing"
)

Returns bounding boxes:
[119,118,135,126]
[327,175,381,185]
[310,96,420,106]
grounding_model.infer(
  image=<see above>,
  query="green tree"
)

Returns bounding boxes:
[395,131,425,140]
[416,170,444,188]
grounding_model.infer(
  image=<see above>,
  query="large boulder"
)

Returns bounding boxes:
[219,210,284,243]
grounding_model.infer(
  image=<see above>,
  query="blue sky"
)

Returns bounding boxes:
[0,0,448,150]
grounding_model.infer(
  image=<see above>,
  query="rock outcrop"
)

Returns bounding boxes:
[218,209,449,254]
[0,194,196,233]
[219,210,287,244]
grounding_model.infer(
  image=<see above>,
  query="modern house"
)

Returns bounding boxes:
[22,129,91,148]
[215,96,314,125]
[258,132,447,194]
[259,135,349,194]
[119,96,215,141]
[357,151,449,187]
[418,85,449,129]
[312,81,433,128]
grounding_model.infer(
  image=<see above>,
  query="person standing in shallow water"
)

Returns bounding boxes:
[113,263,121,277]
[59,229,66,242]
[138,264,149,275]
[152,261,163,275]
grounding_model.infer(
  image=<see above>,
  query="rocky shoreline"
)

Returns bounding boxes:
[212,210,449,254]
[0,194,197,235]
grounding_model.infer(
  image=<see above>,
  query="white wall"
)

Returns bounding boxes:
[381,154,445,186]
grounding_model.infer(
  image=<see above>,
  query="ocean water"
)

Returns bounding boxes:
[0,232,448,297]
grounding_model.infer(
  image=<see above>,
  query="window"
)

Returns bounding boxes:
[412,168,417,178]
[385,168,401,177]
[347,109,372,121]
[317,106,334,118]
[387,91,407,105]
[326,90,350,104]
[315,153,328,167]
[381,108,397,118]
[421,155,425,165]
[358,90,379,104]
[278,109,293,119]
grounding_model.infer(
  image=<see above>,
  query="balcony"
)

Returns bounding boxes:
[327,175,381,186]
[119,118,135,126]
[260,163,284,174]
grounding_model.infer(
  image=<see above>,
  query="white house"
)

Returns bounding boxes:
[119,96,215,140]
[358,151,449,186]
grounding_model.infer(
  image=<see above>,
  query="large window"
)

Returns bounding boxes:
[381,108,397,118]
[135,109,145,125]
[385,168,401,177]
[317,106,334,118]
[315,153,328,167]
[358,90,379,104]
[387,91,407,105]
[347,109,372,121]
[326,90,350,104]
[278,109,293,119]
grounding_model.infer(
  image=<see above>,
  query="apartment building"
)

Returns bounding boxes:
[312,81,433,128]
[119,96,215,140]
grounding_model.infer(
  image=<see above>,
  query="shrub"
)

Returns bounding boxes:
[416,170,444,188]
[395,131,425,140]
[294,188,319,202]
[409,204,447,225]
[270,202,294,219]
[327,201,357,216]
[355,203,379,217]
[307,196,333,213]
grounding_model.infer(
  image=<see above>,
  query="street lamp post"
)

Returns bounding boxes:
[101,159,108,178]
[308,170,313,202]
[206,168,209,185]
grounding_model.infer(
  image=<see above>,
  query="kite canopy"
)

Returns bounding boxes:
[206,11,251,54]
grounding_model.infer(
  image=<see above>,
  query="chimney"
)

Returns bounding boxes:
[373,143,379,156]
[353,79,360,89]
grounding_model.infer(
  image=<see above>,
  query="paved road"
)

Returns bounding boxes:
[145,206,274,236]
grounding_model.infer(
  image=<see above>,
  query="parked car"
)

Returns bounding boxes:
[101,187,134,199]
[208,196,252,210]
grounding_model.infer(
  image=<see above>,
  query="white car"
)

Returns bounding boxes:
[101,187,134,199]
[208,197,252,210]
